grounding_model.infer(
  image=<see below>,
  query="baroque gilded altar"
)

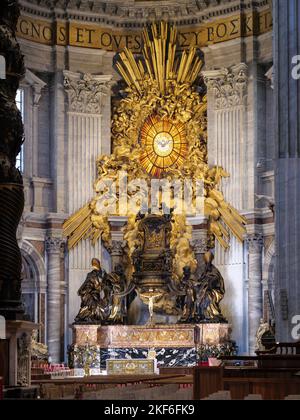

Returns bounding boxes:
[65,22,246,369]
[69,323,233,369]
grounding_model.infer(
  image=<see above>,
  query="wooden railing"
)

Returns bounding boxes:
[275,342,300,355]
[256,341,300,356]
[193,354,300,400]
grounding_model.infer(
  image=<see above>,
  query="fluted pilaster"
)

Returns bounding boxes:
[203,64,248,351]
[274,0,300,341]
[64,71,112,325]
[247,234,264,354]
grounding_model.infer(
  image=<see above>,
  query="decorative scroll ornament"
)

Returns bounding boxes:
[63,22,247,276]
[64,71,111,114]
[191,238,209,254]
[204,63,248,109]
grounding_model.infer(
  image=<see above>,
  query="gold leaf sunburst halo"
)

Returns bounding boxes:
[63,22,247,267]
[140,114,187,177]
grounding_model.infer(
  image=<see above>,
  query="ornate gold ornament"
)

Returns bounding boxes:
[63,22,247,273]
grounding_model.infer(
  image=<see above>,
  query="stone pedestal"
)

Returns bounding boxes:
[1,321,37,387]
[69,323,233,369]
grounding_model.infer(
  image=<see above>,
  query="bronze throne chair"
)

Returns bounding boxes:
[132,213,174,319]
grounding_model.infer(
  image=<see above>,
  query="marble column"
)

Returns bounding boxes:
[203,65,248,351]
[191,237,208,278]
[63,71,112,325]
[247,234,264,354]
[109,241,124,272]
[46,237,63,362]
[273,0,300,342]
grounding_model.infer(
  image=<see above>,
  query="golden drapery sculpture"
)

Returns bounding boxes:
[63,22,247,282]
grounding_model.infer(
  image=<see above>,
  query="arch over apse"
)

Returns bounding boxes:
[19,239,47,324]
[19,239,46,286]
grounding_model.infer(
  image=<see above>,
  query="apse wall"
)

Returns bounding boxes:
[16,0,274,360]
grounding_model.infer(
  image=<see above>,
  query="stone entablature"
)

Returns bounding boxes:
[19,0,271,25]
[17,0,272,52]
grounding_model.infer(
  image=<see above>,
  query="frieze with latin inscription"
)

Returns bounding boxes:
[17,10,272,52]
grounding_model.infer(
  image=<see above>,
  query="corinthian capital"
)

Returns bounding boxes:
[107,240,124,256]
[46,237,64,254]
[191,238,208,254]
[246,234,264,253]
[203,63,248,109]
[63,71,112,114]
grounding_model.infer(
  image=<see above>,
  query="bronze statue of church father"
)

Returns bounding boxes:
[75,212,226,326]
[69,212,233,369]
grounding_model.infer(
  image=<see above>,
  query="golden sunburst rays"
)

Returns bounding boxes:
[204,187,247,250]
[140,114,187,177]
[116,22,203,96]
[63,202,111,251]
[63,204,93,250]
[63,22,247,253]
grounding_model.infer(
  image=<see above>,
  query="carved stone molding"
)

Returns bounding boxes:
[108,240,124,256]
[21,69,47,106]
[191,238,208,254]
[203,63,248,109]
[246,234,264,253]
[63,71,112,114]
[45,237,64,254]
[16,214,28,242]
[19,0,271,26]
[265,65,274,89]
[17,332,31,387]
